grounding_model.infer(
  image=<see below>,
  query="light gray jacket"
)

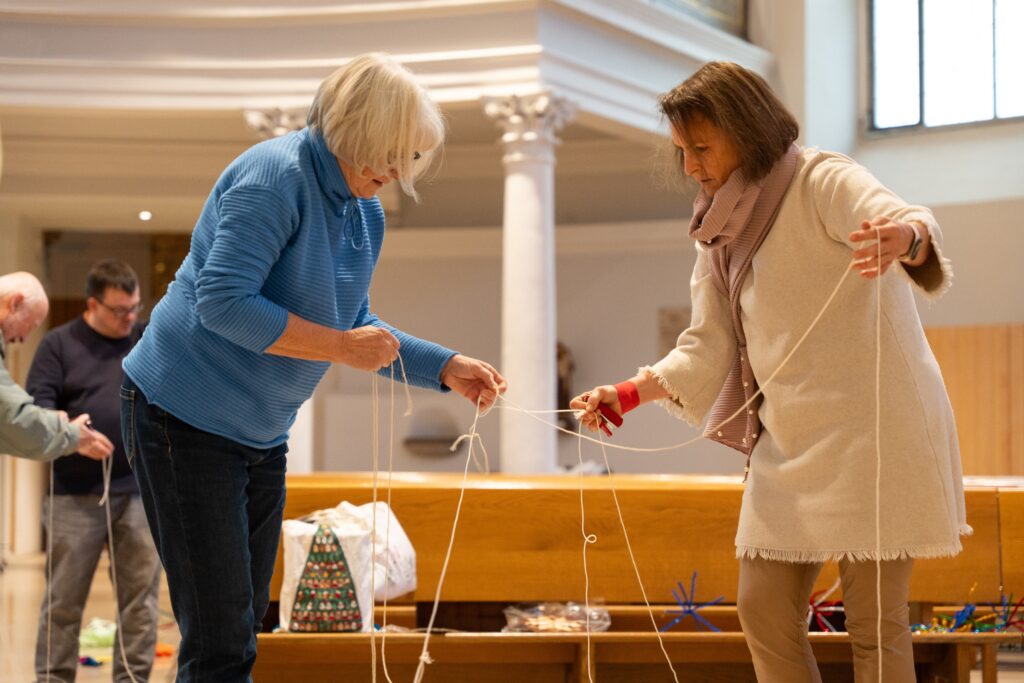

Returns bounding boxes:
[0,338,79,460]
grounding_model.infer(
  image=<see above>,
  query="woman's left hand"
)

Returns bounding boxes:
[848,216,916,278]
[441,354,507,410]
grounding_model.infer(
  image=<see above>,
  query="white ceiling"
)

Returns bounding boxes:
[0,0,765,232]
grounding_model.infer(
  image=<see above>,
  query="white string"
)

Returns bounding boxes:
[576,424,597,683]
[370,373,380,682]
[100,457,141,683]
[594,433,681,683]
[412,397,484,683]
[370,354,415,683]
[43,423,145,683]
[379,364,397,683]
[875,237,884,682]
[393,254,877,682]
[496,260,856,453]
[45,460,53,683]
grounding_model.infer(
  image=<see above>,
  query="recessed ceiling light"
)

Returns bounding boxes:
[138,210,153,221]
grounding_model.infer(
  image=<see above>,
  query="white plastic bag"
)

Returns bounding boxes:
[279,512,374,633]
[339,501,417,601]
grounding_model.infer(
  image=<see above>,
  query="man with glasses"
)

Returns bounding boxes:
[28,259,160,683]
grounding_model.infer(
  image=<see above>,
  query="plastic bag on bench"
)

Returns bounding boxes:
[338,501,417,601]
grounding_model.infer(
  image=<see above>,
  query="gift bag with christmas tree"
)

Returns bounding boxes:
[280,513,373,632]
[288,525,365,632]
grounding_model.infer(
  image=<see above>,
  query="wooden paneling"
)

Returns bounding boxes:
[253,631,1023,683]
[273,474,745,605]
[925,325,1024,476]
[999,489,1024,592]
[912,489,1002,602]
[271,475,1002,606]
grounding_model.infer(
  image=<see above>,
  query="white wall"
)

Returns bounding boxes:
[315,195,1024,478]
[747,0,1024,329]
[317,222,751,477]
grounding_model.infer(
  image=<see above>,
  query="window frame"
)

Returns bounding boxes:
[867,0,1023,134]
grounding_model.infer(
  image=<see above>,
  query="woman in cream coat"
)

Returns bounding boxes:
[572,62,966,683]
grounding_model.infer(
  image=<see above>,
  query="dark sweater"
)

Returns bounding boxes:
[27,317,144,496]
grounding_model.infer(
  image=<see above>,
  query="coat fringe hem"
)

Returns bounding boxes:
[736,535,967,564]
[639,366,702,428]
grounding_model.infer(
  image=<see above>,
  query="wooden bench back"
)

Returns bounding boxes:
[270,474,1005,606]
[1000,488,1024,592]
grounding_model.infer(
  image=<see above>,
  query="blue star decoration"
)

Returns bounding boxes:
[660,571,724,632]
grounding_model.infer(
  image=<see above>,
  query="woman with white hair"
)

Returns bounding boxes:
[121,53,506,681]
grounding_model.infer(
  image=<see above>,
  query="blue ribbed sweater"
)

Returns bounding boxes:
[124,127,456,449]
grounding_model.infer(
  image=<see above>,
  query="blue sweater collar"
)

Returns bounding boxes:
[306,127,355,215]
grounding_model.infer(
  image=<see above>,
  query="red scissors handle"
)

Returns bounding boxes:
[597,404,623,436]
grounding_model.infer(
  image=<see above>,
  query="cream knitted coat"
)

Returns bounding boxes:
[648,148,969,562]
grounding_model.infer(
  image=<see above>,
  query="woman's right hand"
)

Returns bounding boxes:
[569,385,622,434]
[338,325,401,371]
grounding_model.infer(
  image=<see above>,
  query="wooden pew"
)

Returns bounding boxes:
[255,474,1019,682]
[256,631,1022,683]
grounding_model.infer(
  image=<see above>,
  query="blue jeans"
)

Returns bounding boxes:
[120,377,287,683]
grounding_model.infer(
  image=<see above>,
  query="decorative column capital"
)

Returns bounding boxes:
[243,108,307,140]
[483,92,576,150]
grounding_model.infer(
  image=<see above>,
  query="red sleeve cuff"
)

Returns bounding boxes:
[614,381,640,414]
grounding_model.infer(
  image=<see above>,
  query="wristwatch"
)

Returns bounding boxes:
[899,223,923,263]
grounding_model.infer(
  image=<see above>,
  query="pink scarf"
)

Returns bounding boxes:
[688,143,799,462]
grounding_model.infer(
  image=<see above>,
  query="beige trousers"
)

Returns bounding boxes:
[736,556,916,683]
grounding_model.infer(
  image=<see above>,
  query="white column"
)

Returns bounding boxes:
[485,93,574,473]
[288,399,315,474]
[0,217,48,560]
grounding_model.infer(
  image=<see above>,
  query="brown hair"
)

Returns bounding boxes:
[86,259,138,299]
[659,61,799,182]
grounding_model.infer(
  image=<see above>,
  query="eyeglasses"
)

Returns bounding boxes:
[96,300,145,318]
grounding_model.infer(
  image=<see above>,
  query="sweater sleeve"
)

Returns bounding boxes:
[353,294,457,392]
[644,246,737,426]
[26,332,64,411]
[809,152,953,299]
[0,365,79,460]
[194,185,297,353]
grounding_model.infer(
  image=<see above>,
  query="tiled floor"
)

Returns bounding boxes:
[1,555,1022,682]
[1,555,179,683]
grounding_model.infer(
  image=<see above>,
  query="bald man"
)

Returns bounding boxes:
[0,271,113,460]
